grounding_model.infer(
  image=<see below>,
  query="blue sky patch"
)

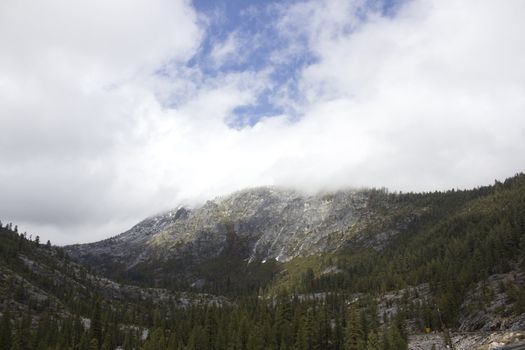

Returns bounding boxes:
[188,0,404,127]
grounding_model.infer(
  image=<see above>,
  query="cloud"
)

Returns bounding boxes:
[1,0,524,244]
[0,0,203,242]
[209,32,241,67]
[289,0,525,189]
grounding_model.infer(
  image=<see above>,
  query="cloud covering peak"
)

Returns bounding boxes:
[1,0,524,243]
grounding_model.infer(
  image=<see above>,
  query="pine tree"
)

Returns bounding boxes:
[101,332,112,350]
[0,309,12,350]
[293,319,309,350]
[144,328,166,350]
[167,330,179,349]
[78,333,89,350]
[89,337,99,350]
[186,324,205,350]
[31,313,50,349]
[11,323,22,350]
[90,301,103,347]
[12,313,31,350]
[344,307,366,350]
[367,331,380,350]
[226,329,242,350]
[123,331,133,350]
[388,324,408,350]
[35,338,48,350]
[381,330,390,350]
[246,325,264,350]
[333,314,344,349]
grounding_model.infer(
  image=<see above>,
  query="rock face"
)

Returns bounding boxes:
[408,331,525,350]
[65,187,376,277]
[458,270,525,332]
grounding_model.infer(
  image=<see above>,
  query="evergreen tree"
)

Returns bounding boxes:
[293,319,309,350]
[246,325,264,350]
[79,332,90,350]
[387,324,408,350]
[90,301,103,347]
[123,331,133,350]
[143,327,166,350]
[367,331,380,350]
[344,306,366,350]
[89,337,99,350]
[101,332,112,350]
[11,323,22,350]
[0,308,12,350]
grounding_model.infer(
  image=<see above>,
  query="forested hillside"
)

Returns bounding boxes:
[277,174,525,326]
[1,173,525,349]
[0,222,408,350]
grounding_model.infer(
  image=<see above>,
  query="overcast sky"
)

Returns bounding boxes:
[1,0,524,244]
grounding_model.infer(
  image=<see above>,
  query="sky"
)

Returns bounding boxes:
[1,0,524,244]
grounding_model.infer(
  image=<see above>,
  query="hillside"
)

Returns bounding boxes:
[67,176,525,306]
[1,173,525,349]
[0,225,227,349]
[65,186,432,294]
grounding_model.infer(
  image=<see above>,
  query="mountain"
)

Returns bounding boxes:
[64,187,414,292]
[64,175,525,325]
[2,174,525,349]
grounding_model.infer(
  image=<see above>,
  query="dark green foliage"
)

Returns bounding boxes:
[344,306,366,350]
[90,301,102,347]
[0,308,12,349]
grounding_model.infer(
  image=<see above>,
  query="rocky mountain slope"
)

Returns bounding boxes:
[67,187,370,262]
[65,187,420,289]
[0,226,227,322]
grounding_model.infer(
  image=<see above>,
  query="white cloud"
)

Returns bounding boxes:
[1,0,525,244]
[209,32,241,67]
[273,0,525,190]
[0,0,203,242]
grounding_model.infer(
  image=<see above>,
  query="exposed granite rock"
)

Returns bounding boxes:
[409,331,525,350]
[458,270,525,332]
[65,187,378,274]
